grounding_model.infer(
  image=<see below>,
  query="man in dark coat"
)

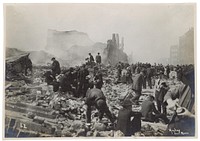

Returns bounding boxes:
[51,57,61,78]
[166,65,170,79]
[94,71,103,89]
[43,71,54,85]
[142,68,147,89]
[89,53,94,67]
[131,70,144,104]
[95,53,101,64]
[116,100,141,136]
[140,95,169,124]
[85,84,115,123]
[59,71,72,93]
[77,64,89,97]
[155,81,169,115]
[146,67,153,89]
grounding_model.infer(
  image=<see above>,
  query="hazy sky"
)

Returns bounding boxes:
[5,3,195,63]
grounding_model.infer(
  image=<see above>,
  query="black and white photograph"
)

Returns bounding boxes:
[3,3,196,138]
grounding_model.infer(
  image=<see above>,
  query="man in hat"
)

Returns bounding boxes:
[116,99,142,136]
[51,57,61,78]
[95,52,101,64]
[89,53,94,67]
[85,82,115,123]
[140,95,169,124]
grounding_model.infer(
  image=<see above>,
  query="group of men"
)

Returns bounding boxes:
[44,57,103,98]
[86,53,101,68]
[46,56,116,125]
[116,61,195,136]
[43,56,195,137]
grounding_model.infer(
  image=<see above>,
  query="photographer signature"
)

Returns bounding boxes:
[169,128,189,135]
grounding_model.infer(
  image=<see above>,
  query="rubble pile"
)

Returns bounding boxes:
[5,65,175,137]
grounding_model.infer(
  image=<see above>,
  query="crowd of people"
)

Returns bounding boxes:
[115,61,195,136]
[39,52,195,137]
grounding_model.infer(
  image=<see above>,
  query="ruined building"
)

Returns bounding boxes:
[104,33,128,66]
[169,28,194,65]
[179,28,194,65]
[170,45,179,65]
[6,51,30,80]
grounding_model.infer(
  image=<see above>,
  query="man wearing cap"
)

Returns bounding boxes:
[116,100,142,136]
[51,57,61,78]
[85,83,115,123]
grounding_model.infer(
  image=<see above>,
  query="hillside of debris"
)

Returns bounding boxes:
[5,63,181,137]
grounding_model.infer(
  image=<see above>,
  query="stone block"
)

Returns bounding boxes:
[33,116,45,124]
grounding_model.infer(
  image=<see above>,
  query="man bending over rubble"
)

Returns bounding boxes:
[85,82,115,123]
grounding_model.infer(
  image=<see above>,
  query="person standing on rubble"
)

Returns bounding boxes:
[126,66,133,84]
[166,65,170,79]
[155,79,169,115]
[142,68,147,89]
[140,95,169,124]
[77,64,89,97]
[85,82,115,123]
[89,53,95,67]
[146,65,153,89]
[130,69,144,105]
[51,57,61,79]
[116,99,142,136]
[95,53,101,65]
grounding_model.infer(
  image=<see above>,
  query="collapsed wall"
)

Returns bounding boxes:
[103,34,128,66]
[6,53,30,80]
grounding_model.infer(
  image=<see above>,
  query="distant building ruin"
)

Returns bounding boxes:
[170,45,179,65]
[169,28,194,65]
[179,28,194,65]
[104,33,128,66]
